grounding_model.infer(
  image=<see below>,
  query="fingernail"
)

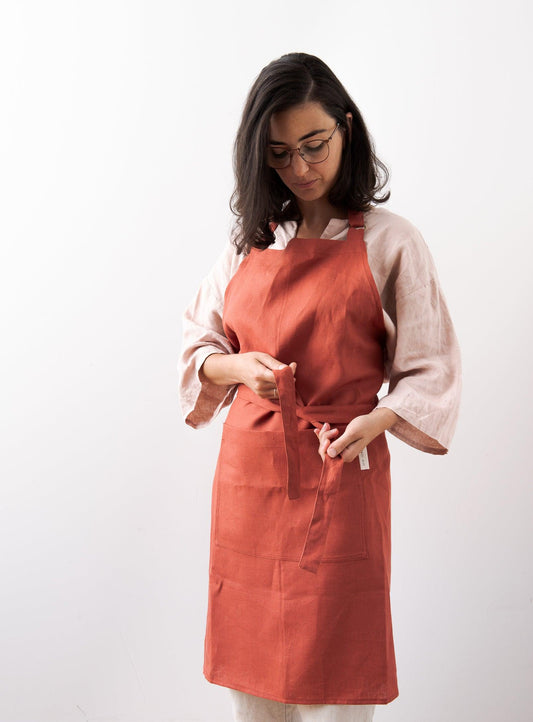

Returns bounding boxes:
[278,364,285,369]
[327,447,337,458]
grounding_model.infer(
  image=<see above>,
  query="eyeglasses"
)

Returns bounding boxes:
[266,124,340,169]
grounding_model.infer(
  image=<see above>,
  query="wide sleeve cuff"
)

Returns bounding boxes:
[377,261,462,454]
[377,378,461,454]
[180,345,238,429]
[178,242,241,428]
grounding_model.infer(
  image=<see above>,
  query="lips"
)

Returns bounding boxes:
[294,179,317,189]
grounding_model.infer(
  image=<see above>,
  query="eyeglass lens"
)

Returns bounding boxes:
[267,139,330,169]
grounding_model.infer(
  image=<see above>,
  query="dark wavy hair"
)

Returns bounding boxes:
[230,52,390,254]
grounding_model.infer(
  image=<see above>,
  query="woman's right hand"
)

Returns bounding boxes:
[200,352,296,400]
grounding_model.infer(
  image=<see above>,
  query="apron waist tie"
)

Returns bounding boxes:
[237,366,375,574]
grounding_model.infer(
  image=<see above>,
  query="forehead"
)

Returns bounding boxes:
[268,102,335,143]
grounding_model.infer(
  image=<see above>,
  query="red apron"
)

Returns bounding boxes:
[204,211,398,705]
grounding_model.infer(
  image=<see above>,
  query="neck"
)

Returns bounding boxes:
[296,199,347,236]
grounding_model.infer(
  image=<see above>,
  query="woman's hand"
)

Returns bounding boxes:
[200,352,296,400]
[314,408,399,463]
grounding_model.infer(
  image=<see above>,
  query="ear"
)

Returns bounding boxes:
[345,112,353,140]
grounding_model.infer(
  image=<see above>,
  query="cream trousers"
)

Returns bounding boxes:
[229,689,375,722]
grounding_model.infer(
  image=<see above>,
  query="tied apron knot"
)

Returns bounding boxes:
[239,366,373,574]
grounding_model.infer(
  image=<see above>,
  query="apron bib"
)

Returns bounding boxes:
[204,211,399,705]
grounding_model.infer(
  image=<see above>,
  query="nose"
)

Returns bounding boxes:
[290,151,310,177]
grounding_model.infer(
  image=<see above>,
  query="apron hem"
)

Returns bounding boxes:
[203,670,399,706]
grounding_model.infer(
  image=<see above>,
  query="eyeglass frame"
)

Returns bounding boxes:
[266,123,341,169]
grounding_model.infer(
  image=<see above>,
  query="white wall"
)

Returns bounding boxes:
[1,1,532,721]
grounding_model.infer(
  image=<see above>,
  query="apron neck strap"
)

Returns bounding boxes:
[347,210,365,243]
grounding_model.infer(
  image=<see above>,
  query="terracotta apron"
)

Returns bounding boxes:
[204,211,398,705]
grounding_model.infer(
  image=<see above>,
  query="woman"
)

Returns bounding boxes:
[179,53,461,722]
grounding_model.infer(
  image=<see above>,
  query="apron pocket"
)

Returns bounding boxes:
[214,423,368,563]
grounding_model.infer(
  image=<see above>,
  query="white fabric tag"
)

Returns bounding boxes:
[358,447,370,470]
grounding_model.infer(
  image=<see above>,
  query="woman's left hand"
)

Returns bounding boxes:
[314,408,399,463]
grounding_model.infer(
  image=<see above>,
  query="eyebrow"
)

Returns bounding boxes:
[268,128,328,146]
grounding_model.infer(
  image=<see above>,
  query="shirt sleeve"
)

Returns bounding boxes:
[373,221,462,454]
[178,240,242,429]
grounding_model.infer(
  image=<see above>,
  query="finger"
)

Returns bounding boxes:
[255,364,277,385]
[256,353,290,372]
[327,431,364,460]
[330,439,366,463]
[315,424,328,455]
[318,436,331,462]
[339,439,367,463]
[257,381,279,399]
[315,426,340,462]
[316,424,339,440]
[255,356,295,392]
[315,432,339,458]
[254,368,283,394]
[314,422,330,439]
[253,379,276,396]
[318,431,330,448]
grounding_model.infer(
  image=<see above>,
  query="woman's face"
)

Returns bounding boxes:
[268,102,348,205]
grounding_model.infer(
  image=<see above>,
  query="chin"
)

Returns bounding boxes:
[292,186,325,202]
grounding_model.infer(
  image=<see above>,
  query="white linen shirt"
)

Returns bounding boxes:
[178,206,461,454]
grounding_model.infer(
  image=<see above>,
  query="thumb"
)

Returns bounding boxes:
[327,432,350,458]
[256,353,291,372]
